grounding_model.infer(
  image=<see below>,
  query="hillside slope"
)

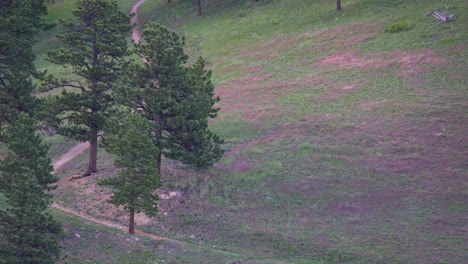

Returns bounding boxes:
[37,0,467,263]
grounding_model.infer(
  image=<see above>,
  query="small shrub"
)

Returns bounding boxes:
[384,20,412,33]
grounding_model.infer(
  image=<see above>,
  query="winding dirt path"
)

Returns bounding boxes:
[52,202,183,243]
[52,142,89,173]
[130,0,146,43]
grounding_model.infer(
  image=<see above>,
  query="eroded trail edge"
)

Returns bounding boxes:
[52,142,89,173]
[52,202,183,244]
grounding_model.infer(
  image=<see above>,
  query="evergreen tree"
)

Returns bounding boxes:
[0,2,62,262]
[0,114,62,263]
[43,0,132,176]
[99,113,160,234]
[116,23,223,174]
[0,0,49,127]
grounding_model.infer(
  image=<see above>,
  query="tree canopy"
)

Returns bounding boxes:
[116,23,223,174]
[0,114,62,263]
[43,0,132,176]
[100,113,160,234]
[0,0,50,127]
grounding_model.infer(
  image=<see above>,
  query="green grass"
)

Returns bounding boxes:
[210,120,265,144]
[51,209,285,264]
[27,0,468,262]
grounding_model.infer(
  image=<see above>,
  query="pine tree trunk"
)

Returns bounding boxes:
[197,0,202,16]
[156,152,161,176]
[155,114,163,175]
[337,0,341,11]
[129,208,135,234]
[85,130,98,176]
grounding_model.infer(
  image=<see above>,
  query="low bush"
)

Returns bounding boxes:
[384,20,412,33]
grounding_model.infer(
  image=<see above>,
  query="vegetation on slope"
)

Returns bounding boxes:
[32,0,468,263]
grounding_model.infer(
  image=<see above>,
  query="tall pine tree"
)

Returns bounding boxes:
[0,1,62,262]
[99,113,160,234]
[0,0,49,127]
[116,23,223,174]
[0,114,62,263]
[43,0,132,176]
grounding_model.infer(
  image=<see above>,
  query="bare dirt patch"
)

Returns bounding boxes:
[215,73,273,99]
[358,99,388,111]
[316,50,391,70]
[217,157,252,173]
[236,22,378,64]
[53,168,191,230]
[315,48,451,86]
[238,31,317,61]
[342,85,357,91]
[243,65,263,73]
[215,73,288,123]
[314,22,378,50]
[52,142,89,173]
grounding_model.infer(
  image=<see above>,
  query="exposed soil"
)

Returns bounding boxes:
[130,0,146,44]
[52,142,89,173]
[52,202,181,243]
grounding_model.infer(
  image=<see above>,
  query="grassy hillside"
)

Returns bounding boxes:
[51,209,283,264]
[31,0,468,263]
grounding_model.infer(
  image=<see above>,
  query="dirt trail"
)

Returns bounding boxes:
[52,142,89,173]
[130,0,146,43]
[52,202,183,243]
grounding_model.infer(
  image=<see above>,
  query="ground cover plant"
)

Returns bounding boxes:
[31,0,468,262]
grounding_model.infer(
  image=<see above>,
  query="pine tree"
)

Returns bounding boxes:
[116,23,223,174]
[0,114,62,263]
[0,2,62,262]
[0,0,49,127]
[43,0,132,176]
[99,114,160,234]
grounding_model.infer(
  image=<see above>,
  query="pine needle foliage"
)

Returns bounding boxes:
[0,0,49,126]
[116,23,224,174]
[42,0,132,175]
[0,2,61,263]
[0,115,62,263]
[99,114,160,234]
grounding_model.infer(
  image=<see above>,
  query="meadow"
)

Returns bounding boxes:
[29,0,468,262]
